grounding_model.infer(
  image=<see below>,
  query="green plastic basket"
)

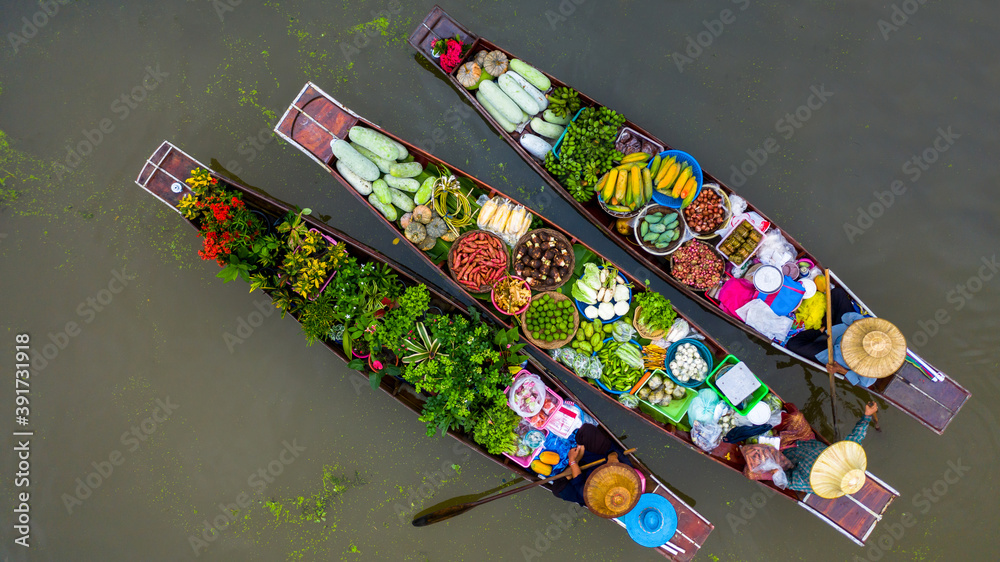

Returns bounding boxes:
[706,355,769,416]
[635,370,697,424]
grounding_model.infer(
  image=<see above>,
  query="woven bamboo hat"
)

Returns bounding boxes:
[810,441,868,499]
[841,318,907,379]
[583,455,641,518]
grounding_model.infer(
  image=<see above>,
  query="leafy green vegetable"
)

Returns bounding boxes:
[634,288,678,333]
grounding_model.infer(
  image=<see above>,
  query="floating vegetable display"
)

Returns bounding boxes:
[669,342,709,384]
[570,319,614,355]
[684,187,727,235]
[492,275,532,315]
[670,240,724,290]
[637,208,683,252]
[512,229,573,289]
[718,220,764,266]
[524,292,578,346]
[448,231,509,292]
[595,339,643,392]
[572,264,631,322]
[477,196,533,245]
[482,50,509,77]
[457,61,488,89]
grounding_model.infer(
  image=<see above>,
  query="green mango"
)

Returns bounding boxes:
[640,222,649,236]
[649,223,666,233]
[645,214,662,224]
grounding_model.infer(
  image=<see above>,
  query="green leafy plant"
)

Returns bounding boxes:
[472,397,521,454]
[276,207,313,250]
[402,322,447,365]
[634,287,678,333]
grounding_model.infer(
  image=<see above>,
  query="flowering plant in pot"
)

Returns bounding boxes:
[177,168,263,282]
[275,209,347,300]
[432,34,465,73]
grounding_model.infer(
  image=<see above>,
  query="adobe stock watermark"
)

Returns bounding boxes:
[188,439,306,556]
[339,0,402,64]
[728,84,834,187]
[223,126,278,176]
[852,458,969,561]
[520,501,590,561]
[908,254,997,348]
[61,397,180,514]
[392,442,472,524]
[877,0,930,41]
[53,64,170,180]
[413,101,476,155]
[726,485,779,534]
[545,0,588,30]
[223,298,277,353]
[211,0,242,22]
[6,0,74,55]
[843,126,959,243]
[30,268,137,372]
[671,0,751,72]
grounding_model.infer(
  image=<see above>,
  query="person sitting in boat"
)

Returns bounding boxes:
[784,402,878,495]
[549,424,632,506]
[785,285,884,387]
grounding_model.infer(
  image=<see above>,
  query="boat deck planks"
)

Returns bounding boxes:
[275,83,899,546]
[135,140,711,561]
[406,5,970,436]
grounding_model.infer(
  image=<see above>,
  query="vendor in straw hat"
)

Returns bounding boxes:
[786,286,908,387]
[550,424,633,507]
[785,401,879,495]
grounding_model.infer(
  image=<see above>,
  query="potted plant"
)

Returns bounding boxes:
[275,208,346,300]
[177,168,264,283]
[432,34,465,73]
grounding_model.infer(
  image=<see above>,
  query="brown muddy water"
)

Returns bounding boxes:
[1,1,997,561]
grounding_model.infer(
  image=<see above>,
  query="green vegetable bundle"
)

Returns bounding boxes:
[544,107,626,202]
[634,291,678,333]
[596,340,643,392]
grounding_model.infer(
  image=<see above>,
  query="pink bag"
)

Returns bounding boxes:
[719,278,756,319]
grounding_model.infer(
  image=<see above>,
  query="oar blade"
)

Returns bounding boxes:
[411,503,474,527]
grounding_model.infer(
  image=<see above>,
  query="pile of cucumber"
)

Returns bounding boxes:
[331,126,434,221]
[469,55,568,162]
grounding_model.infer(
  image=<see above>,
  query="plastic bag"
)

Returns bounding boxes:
[756,230,796,267]
[691,421,723,452]
[729,195,748,215]
[688,389,721,425]
[618,393,640,409]
[741,444,792,487]
[612,321,636,343]
[581,356,604,380]
[551,347,577,368]
[476,195,532,247]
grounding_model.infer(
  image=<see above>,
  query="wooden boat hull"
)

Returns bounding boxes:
[134,140,712,560]
[406,6,970,435]
[274,82,899,546]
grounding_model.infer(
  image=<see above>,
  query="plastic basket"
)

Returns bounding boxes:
[551,108,587,159]
[715,218,765,267]
[706,355,769,416]
[527,386,565,430]
[502,425,549,468]
[664,339,714,388]
[650,150,703,208]
[635,370,697,424]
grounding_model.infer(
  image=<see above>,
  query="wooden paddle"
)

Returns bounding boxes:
[411,448,637,527]
[825,269,840,439]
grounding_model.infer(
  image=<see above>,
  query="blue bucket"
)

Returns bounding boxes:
[665,338,714,388]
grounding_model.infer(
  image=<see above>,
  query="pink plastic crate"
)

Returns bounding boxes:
[502,423,549,468]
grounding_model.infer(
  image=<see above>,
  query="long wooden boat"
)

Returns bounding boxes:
[134,140,711,560]
[274,82,899,546]
[406,6,970,435]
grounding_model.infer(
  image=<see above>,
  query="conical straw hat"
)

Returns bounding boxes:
[583,460,641,518]
[810,441,868,499]
[841,318,907,379]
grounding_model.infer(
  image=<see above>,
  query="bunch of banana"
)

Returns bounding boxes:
[594,152,653,213]
[650,154,699,207]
